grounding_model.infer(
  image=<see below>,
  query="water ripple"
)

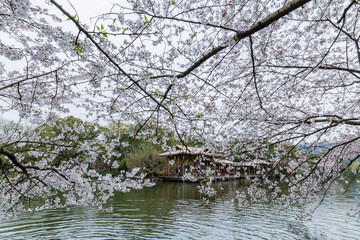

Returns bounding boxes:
[0,181,359,240]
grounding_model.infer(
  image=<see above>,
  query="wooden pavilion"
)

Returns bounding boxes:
[159,145,272,181]
[159,145,222,178]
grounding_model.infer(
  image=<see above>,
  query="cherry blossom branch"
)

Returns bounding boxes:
[337,0,359,24]
[264,64,360,74]
[327,18,360,65]
[249,35,269,115]
[288,137,360,188]
[129,83,174,144]
[0,64,68,91]
[49,0,174,117]
[152,0,311,80]
[136,12,239,32]
[0,157,31,201]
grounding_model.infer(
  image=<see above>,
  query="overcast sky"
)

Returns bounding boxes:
[1,0,122,123]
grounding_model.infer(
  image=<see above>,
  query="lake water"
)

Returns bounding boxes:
[0,180,359,240]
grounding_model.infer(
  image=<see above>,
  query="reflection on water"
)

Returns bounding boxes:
[0,180,359,240]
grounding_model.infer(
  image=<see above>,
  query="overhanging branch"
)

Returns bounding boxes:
[152,0,312,80]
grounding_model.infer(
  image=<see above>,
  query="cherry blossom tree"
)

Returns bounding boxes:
[1,0,360,218]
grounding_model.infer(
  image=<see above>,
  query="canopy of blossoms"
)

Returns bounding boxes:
[0,0,359,218]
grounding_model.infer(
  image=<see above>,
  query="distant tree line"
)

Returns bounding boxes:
[0,116,206,177]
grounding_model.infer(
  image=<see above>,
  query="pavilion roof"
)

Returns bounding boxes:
[213,159,235,165]
[214,158,272,167]
[159,145,222,157]
[160,145,272,167]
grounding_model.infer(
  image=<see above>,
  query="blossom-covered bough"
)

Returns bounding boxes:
[0,0,360,218]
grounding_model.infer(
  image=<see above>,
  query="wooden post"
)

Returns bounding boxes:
[166,157,168,176]
[164,158,166,176]
[213,161,216,177]
[182,155,185,176]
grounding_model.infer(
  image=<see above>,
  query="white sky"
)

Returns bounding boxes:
[1,0,121,122]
